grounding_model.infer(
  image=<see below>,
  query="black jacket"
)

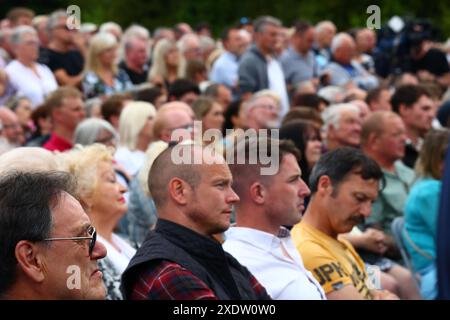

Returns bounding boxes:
[121,219,271,300]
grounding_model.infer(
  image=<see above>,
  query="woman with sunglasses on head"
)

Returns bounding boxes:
[62,143,136,300]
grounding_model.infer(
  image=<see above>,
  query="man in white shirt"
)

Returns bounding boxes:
[223,137,326,300]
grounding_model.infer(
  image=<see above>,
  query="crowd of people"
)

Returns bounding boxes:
[1,7,450,300]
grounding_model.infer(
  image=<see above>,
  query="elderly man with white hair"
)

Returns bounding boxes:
[243,90,281,130]
[322,32,378,90]
[322,103,362,151]
[6,25,57,108]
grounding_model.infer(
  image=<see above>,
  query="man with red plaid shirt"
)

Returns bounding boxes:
[121,143,271,300]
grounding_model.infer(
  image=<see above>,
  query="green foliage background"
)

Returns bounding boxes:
[3,0,450,38]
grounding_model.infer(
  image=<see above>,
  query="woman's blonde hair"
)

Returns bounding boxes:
[149,38,182,81]
[191,96,217,120]
[118,101,156,150]
[61,144,114,202]
[85,32,118,75]
[415,128,450,180]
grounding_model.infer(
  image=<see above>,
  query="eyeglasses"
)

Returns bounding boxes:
[168,123,194,133]
[42,226,97,257]
[254,103,279,112]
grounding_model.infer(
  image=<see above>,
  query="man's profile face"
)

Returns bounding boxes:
[248,96,280,129]
[376,115,407,162]
[265,154,311,227]
[56,97,86,131]
[324,173,379,234]
[187,157,240,236]
[402,95,435,136]
[330,110,362,148]
[40,192,106,299]
[258,24,281,54]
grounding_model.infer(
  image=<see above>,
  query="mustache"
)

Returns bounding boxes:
[350,215,365,225]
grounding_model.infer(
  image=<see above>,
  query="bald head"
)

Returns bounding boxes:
[0,147,60,175]
[153,102,194,142]
[148,143,225,209]
[361,111,401,146]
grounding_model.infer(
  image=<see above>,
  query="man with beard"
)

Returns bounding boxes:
[243,90,281,130]
[292,147,398,299]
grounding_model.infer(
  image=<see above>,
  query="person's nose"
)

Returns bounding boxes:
[360,201,372,217]
[91,241,107,260]
[118,181,128,194]
[298,178,311,199]
[227,187,240,204]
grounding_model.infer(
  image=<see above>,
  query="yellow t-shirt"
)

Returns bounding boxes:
[291,222,373,299]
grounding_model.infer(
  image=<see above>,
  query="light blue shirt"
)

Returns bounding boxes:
[209,51,239,89]
[404,178,440,271]
[280,47,318,85]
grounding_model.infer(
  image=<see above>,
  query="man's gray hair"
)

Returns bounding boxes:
[253,16,282,33]
[322,103,360,137]
[99,22,122,34]
[331,32,353,54]
[316,21,336,34]
[47,10,67,31]
[244,89,281,114]
[9,25,37,45]
[123,24,150,41]
[177,33,200,53]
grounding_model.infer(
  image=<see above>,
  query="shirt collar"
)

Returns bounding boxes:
[226,226,291,251]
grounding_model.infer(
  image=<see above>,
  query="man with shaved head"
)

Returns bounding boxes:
[121,143,271,300]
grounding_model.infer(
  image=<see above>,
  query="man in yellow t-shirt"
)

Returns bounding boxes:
[292,147,398,300]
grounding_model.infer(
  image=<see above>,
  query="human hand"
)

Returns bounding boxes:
[362,228,388,254]
[371,289,399,300]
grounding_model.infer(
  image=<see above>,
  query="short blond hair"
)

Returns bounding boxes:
[61,144,114,202]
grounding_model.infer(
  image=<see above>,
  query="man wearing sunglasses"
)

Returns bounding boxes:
[0,171,107,300]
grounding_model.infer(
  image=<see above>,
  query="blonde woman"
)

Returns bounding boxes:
[63,144,135,300]
[115,101,156,176]
[82,32,132,99]
[148,38,182,88]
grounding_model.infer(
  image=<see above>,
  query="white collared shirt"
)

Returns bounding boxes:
[223,226,326,300]
[267,57,290,120]
[97,233,136,274]
[5,60,57,109]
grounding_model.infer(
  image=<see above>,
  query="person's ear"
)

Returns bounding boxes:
[249,181,266,205]
[367,132,379,150]
[398,104,409,118]
[168,177,190,205]
[327,124,336,140]
[317,175,333,196]
[15,240,46,283]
